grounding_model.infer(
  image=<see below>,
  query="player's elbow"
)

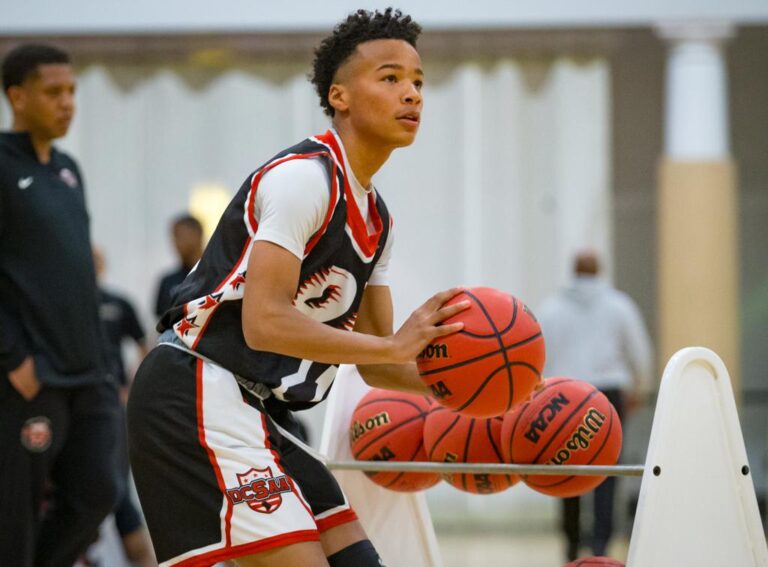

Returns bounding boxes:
[242,307,280,352]
[243,321,267,351]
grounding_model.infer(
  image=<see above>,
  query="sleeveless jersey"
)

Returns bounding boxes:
[158,130,391,410]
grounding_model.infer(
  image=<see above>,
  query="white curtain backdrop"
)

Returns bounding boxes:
[1,56,610,331]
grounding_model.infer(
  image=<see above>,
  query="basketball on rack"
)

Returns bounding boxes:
[423,405,518,494]
[349,388,440,492]
[501,377,622,497]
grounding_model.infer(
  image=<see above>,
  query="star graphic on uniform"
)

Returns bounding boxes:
[230,271,247,290]
[198,295,219,310]
[176,316,199,336]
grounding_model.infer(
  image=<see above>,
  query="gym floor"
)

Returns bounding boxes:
[437,530,630,567]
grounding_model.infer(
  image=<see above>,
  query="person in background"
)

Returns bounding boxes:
[537,250,654,561]
[92,247,156,567]
[154,214,204,317]
[0,43,120,567]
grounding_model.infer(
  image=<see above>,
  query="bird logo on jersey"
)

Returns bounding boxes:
[294,266,357,324]
[304,285,342,308]
[226,466,292,514]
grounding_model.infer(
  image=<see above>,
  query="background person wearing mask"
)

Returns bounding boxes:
[537,250,654,561]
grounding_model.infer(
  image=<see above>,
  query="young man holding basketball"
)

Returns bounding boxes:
[127,9,467,567]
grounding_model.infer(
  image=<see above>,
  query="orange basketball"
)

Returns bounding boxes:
[417,287,545,417]
[564,557,624,567]
[349,388,440,492]
[423,405,519,494]
[501,377,622,498]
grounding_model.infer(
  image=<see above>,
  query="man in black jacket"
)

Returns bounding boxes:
[0,44,120,567]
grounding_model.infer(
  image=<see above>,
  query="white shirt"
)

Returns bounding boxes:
[537,276,654,393]
[252,131,393,286]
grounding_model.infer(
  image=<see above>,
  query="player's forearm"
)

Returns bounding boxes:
[243,305,398,365]
[357,362,430,396]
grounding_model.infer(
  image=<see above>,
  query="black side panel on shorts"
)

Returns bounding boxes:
[127,347,222,562]
[262,404,347,517]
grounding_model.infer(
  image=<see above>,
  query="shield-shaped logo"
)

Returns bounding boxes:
[232,466,290,514]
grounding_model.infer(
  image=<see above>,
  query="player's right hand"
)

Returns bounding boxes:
[390,287,469,363]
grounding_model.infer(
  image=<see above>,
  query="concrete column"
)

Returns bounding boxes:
[655,22,741,396]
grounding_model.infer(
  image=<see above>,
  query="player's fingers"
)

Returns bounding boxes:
[424,287,465,310]
[431,321,464,338]
[431,300,470,324]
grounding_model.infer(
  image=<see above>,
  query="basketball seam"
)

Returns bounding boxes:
[527,407,614,488]
[380,438,431,488]
[425,411,462,461]
[512,377,573,464]
[455,361,539,414]
[354,397,429,414]
[418,332,543,377]
[526,395,615,489]
[460,418,476,492]
[529,388,600,464]
[458,294,518,338]
[352,413,427,458]
[507,399,531,463]
[486,418,512,485]
[464,290,515,412]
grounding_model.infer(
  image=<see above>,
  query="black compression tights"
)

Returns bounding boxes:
[327,539,385,567]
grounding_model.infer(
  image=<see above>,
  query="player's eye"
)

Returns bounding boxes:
[414,80,423,91]
[383,75,398,83]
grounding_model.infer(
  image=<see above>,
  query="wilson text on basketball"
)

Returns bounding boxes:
[547,408,607,465]
[350,411,391,443]
[418,343,448,359]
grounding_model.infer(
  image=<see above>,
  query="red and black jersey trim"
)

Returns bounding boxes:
[158,130,391,410]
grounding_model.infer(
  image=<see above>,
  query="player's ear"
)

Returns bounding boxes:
[328,83,349,114]
[6,85,26,113]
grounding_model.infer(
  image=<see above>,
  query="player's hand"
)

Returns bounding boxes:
[8,356,42,401]
[389,287,469,363]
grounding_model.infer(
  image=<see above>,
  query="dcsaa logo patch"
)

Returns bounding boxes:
[226,466,292,514]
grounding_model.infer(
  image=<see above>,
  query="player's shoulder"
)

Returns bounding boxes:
[256,155,333,206]
[263,155,329,182]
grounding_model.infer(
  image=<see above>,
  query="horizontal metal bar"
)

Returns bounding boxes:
[327,461,645,478]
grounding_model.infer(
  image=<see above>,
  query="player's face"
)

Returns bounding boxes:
[334,39,423,148]
[9,64,75,141]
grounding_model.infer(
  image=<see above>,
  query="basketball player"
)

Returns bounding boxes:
[127,9,468,567]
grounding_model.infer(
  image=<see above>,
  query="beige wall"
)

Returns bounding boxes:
[611,27,768,392]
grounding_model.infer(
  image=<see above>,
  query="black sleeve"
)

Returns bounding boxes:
[119,297,146,343]
[155,276,172,317]
[0,303,31,372]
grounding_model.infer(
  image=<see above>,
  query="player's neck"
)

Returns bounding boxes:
[13,119,53,163]
[334,124,393,189]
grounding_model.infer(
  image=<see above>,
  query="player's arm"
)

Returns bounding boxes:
[241,242,467,365]
[353,285,430,395]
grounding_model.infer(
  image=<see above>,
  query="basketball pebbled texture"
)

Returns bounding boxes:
[350,388,440,492]
[423,405,519,494]
[417,287,545,418]
[501,377,622,498]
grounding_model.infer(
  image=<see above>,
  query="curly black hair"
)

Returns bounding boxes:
[311,8,422,117]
